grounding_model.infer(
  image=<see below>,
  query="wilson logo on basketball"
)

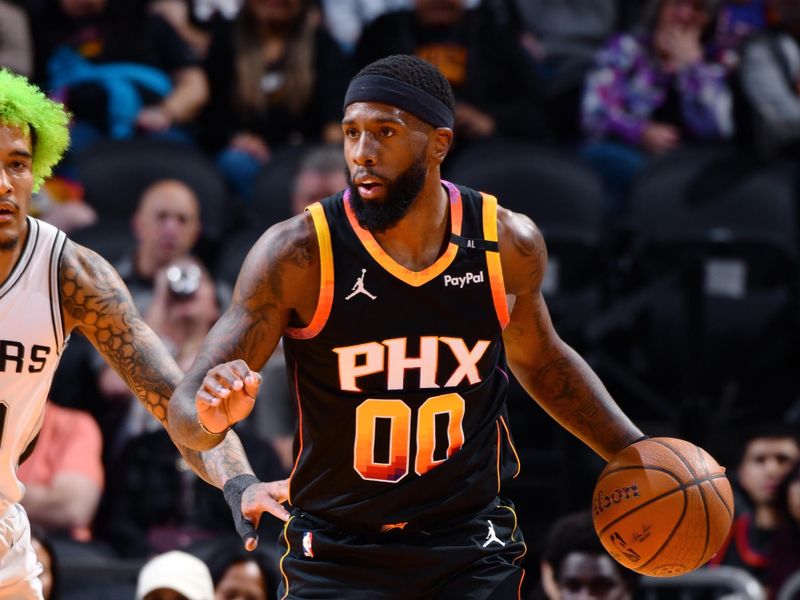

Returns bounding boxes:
[593,483,640,516]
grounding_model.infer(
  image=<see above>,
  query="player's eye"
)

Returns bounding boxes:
[344,128,359,138]
[380,127,395,137]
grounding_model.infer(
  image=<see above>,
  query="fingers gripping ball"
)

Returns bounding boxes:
[592,437,734,577]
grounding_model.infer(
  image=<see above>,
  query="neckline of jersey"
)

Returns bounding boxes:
[0,216,38,300]
[343,181,463,288]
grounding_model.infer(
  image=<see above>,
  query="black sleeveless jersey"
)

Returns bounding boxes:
[282,181,520,531]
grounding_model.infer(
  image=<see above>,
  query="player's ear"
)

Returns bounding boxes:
[430,128,453,165]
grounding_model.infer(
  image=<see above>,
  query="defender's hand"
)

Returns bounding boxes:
[196,360,261,434]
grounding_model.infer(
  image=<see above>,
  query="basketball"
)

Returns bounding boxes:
[592,437,734,577]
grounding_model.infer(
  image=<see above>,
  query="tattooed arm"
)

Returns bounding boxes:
[58,240,255,488]
[169,213,320,451]
[498,208,643,461]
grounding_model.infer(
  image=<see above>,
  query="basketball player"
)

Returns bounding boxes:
[169,55,647,598]
[0,68,265,599]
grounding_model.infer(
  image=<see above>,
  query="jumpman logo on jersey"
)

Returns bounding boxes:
[346,268,377,300]
[482,520,505,547]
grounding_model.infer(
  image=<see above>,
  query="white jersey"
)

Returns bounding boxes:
[0,218,67,515]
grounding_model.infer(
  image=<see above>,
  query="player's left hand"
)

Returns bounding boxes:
[196,360,261,434]
[242,479,291,549]
[224,475,291,551]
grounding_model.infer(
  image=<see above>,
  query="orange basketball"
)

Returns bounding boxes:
[592,437,734,577]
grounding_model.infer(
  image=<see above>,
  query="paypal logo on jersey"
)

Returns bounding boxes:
[443,271,485,288]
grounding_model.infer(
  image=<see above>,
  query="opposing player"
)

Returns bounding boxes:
[169,55,646,598]
[0,68,266,599]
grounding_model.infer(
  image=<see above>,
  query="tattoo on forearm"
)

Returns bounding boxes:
[61,246,181,423]
[178,432,253,488]
[536,357,601,430]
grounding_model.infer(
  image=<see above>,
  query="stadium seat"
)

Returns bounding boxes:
[591,144,800,432]
[69,218,134,266]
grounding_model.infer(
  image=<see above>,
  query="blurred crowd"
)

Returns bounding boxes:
[6,0,800,598]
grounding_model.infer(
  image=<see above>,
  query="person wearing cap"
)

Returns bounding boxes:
[168,54,646,598]
[136,550,214,600]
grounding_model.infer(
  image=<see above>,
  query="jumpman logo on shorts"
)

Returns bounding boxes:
[346,268,377,300]
[482,520,505,547]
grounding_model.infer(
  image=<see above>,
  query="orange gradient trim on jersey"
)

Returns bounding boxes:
[287,362,303,506]
[285,202,334,340]
[495,421,502,494]
[500,503,528,567]
[481,193,510,329]
[278,515,296,600]
[499,414,521,479]
[343,182,463,287]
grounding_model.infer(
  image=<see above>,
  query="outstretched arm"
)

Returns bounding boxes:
[59,240,279,542]
[169,213,320,451]
[499,208,643,461]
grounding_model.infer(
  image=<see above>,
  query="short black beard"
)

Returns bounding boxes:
[0,236,18,252]
[347,156,428,234]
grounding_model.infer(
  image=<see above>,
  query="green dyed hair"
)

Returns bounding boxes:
[0,68,70,192]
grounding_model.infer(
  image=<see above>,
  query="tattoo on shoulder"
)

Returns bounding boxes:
[262,217,316,302]
[501,211,546,295]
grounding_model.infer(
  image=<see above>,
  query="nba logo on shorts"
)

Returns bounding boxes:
[302,531,314,558]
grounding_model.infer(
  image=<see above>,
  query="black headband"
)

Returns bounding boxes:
[344,74,454,129]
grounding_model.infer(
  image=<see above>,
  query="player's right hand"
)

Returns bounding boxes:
[196,360,261,434]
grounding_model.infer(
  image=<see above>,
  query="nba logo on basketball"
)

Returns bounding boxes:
[302,532,314,558]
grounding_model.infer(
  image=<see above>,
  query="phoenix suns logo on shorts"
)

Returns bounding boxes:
[593,482,640,516]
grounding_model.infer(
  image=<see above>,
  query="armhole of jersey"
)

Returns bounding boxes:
[285,202,334,340]
[49,230,67,354]
[481,193,510,329]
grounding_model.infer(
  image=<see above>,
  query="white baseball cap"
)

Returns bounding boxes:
[136,550,214,600]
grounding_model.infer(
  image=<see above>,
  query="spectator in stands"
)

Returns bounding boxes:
[30,0,209,161]
[201,0,351,203]
[768,460,800,597]
[204,538,277,600]
[30,527,60,600]
[93,179,222,462]
[136,550,214,600]
[113,179,202,315]
[17,402,104,545]
[737,0,800,158]
[353,0,549,153]
[539,510,638,600]
[708,424,800,586]
[290,143,347,215]
[0,0,33,76]
[488,0,642,142]
[581,0,733,214]
[148,0,243,60]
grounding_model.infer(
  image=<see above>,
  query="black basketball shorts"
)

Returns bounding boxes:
[276,497,526,599]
